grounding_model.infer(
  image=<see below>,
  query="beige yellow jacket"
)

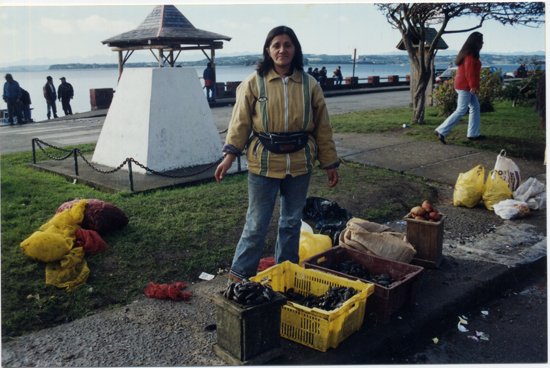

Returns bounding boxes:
[223,68,339,179]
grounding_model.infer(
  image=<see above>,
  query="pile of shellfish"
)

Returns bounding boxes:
[283,286,358,311]
[222,280,276,305]
[335,260,397,287]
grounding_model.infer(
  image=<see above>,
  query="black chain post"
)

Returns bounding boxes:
[32,138,36,164]
[237,156,241,172]
[127,159,134,192]
[73,148,79,176]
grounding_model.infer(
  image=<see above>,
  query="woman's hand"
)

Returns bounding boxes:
[215,154,236,183]
[470,87,478,95]
[327,168,338,188]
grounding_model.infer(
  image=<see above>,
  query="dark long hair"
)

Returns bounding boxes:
[455,32,483,66]
[256,26,304,77]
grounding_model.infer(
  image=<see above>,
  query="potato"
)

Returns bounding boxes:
[429,212,441,221]
[414,215,425,221]
[422,200,434,213]
[432,208,439,214]
[411,206,426,216]
[429,219,435,222]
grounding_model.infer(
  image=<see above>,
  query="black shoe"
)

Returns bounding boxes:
[8,122,14,125]
[468,135,486,141]
[435,131,446,144]
[54,115,58,119]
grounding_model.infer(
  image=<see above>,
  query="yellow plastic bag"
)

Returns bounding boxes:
[45,247,90,292]
[20,199,87,262]
[482,170,513,211]
[298,229,332,266]
[453,165,485,208]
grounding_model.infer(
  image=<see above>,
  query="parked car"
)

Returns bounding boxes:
[434,66,501,87]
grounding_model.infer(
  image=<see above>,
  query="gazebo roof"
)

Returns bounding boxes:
[102,5,231,48]
[396,27,448,50]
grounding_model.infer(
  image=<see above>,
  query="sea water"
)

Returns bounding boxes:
[1,64,521,122]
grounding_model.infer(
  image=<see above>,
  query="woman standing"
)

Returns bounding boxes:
[435,32,486,144]
[215,26,339,283]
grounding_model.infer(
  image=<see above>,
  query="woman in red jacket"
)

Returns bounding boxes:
[435,32,485,144]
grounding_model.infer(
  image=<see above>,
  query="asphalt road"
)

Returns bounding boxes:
[0,90,411,155]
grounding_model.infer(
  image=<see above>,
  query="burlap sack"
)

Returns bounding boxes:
[339,218,416,263]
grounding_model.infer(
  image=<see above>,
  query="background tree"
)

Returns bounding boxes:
[376,2,545,124]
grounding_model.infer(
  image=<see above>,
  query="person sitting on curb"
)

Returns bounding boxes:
[333,66,343,85]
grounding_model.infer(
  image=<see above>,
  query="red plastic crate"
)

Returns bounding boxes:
[303,246,423,324]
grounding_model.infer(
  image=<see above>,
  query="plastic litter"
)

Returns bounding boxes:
[302,197,353,225]
[482,170,513,211]
[258,257,275,272]
[513,177,546,210]
[198,272,215,281]
[476,331,485,337]
[493,199,530,219]
[494,149,521,191]
[468,335,480,342]
[299,230,332,266]
[20,199,87,263]
[432,337,439,344]
[143,282,193,301]
[74,228,108,255]
[458,316,468,325]
[57,199,129,234]
[458,322,469,332]
[45,247,90,292]
[319,221,347,246]
[481,311,489,316]
[453,165,485,208]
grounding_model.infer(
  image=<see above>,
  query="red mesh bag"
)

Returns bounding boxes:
[57,199,129,234]
[143,282,193,301]
[258,257,275,272]
[74,228,109,255]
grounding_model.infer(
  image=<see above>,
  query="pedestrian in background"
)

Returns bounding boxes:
[2,73,24,125]
[435,32,485,144]
[215,25,339,283]
[312,67,320,81]
[333,66,343,85]
[43,76,58,120]
[203,62,216,102]
[58,77,74,115]
[21,88,32,123]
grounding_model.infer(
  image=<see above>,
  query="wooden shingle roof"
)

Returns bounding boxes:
[396,27,448,50]
[102,5,231,48]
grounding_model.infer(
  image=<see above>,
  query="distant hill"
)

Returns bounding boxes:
[2,52,545,72]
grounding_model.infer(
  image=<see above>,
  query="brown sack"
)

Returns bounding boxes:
[339,218,416,263]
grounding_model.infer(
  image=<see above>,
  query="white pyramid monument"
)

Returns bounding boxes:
[92,67,222,174]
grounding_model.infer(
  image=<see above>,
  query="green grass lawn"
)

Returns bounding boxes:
[331,101,546,160]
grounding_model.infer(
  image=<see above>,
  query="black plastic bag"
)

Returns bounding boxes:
[319,221,348,246]
[302,197,353,224]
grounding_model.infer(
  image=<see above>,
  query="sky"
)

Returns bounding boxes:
[0,0,546,67]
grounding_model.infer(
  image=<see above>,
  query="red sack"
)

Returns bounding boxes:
[143,282,193,301]
[258,257,275,272]
[75,228,109,255]
[57,199,129,234]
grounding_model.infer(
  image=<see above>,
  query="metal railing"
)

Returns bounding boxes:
[31,138,238,192]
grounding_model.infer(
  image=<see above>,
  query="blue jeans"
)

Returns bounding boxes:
[335,76,343,85]
[6,98,23,123]
[46,100,57,119]
[435,89,481,138]
[205,85,215,101]
[230,172,311,280]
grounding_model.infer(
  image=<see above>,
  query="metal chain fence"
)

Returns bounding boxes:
[31,138,230,191]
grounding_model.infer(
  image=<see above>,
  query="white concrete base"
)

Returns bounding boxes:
[92,68,222,174]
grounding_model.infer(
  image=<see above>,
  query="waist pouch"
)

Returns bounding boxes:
[253,131,310,154]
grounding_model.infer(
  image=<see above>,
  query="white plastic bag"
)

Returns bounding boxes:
[493,199,530,220]
[493,150,521,191]
[513,177,546,203]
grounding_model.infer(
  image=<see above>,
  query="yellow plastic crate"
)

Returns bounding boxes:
[251,261,374,352]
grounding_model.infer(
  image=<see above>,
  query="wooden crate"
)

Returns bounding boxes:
[212,290,287,365]
[403,214,446,268]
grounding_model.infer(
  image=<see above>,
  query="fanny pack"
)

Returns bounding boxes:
[253,131,310,154]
